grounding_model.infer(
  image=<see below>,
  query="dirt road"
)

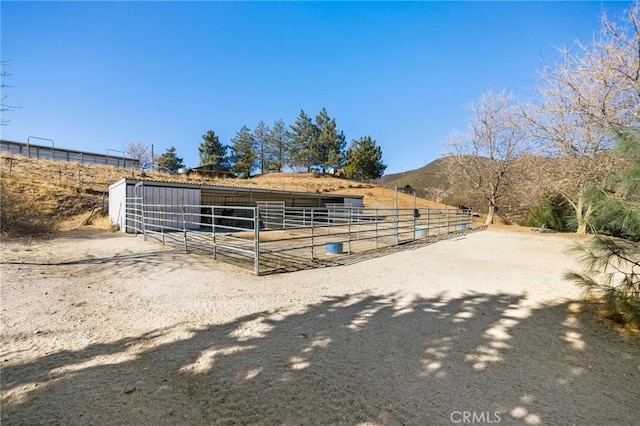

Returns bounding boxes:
[1,227,638,425]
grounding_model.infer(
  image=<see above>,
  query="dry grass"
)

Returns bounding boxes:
[0,154,450,238]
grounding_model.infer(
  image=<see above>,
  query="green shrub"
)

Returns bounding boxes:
[523,192,575,232]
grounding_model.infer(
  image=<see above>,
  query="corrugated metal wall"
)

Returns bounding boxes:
[129,184,201,231]
[201,189,345,208]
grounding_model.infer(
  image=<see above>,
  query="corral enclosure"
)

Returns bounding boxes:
[109,178,364,232]
[110,179,472,275]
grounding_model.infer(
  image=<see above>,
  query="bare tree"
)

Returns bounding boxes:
[445,90,531,225]
[1,60,19,126]
[124,142,152,170]
[599,2,640,128]
[524,2,639,233]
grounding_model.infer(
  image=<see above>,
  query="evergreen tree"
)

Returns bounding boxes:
[315,107,346,172]
[253,121,271,175]
[230,125,257,178]
[156,146,184,172]
[565,129,640,327]
[267,119,291,172]
[198,130,228,169]
[344,136,387,179]
[289,110,318,172]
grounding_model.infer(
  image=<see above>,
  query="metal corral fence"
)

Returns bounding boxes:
[125,198,474,275]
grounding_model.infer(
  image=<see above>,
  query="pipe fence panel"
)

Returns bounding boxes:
[124,200,475,275]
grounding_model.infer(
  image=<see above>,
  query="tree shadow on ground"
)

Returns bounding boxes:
[2,292,638,425]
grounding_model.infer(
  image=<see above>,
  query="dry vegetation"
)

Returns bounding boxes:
[0,154,450,238]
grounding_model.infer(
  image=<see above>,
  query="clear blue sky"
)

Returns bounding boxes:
[1,1,631,174]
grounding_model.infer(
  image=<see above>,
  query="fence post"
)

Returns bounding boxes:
[254,206,260,275]
[212,208,217,260]
[310,209,315,260]
[426,209,430,237]
[446,209,450,234]
[394,209,399,245]
[182,204,188,252]
[375,208,379,249]
[141,199,147,241]
[413,208,417,241]
[347,208,352,254]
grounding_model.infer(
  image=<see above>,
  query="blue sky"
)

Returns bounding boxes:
[1,1,632,174]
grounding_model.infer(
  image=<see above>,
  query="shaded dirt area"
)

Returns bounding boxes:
[1,227,638,425]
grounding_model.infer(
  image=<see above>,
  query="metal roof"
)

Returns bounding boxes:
[109,178,364,199]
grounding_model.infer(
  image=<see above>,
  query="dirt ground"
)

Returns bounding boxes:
[1,226,638,425]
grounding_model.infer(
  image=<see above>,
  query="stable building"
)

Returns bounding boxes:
[108,178,364,232]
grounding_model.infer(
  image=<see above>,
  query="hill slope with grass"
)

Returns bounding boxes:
[0,154,450,237]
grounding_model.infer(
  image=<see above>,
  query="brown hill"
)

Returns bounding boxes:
[381,156,561,222]
[381,157,453,204]
[0,154,450,237]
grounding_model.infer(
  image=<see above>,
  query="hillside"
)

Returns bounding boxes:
[381,157,453,204]
[0,154,450,237]
[381,156,556,222]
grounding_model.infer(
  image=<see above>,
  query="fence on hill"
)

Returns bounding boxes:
[0,139,139,169]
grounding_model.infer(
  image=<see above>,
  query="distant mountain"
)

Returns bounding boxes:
[381,157,457,205]
[382,156,552,222]
[380,157,451,189]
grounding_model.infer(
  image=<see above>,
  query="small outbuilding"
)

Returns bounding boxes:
[184,164,235,179]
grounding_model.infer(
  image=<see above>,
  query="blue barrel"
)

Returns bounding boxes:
[325,242,343,255]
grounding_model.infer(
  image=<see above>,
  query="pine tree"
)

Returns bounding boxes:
[198,130,228,169]
[344,136,387,180]
[315,107,346,172]
[156,146,184,173]
[253,121,271,175]
[266,119,291,172]
[565,129,640,327]
[230,125,257,178]
[289,110,318,172]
